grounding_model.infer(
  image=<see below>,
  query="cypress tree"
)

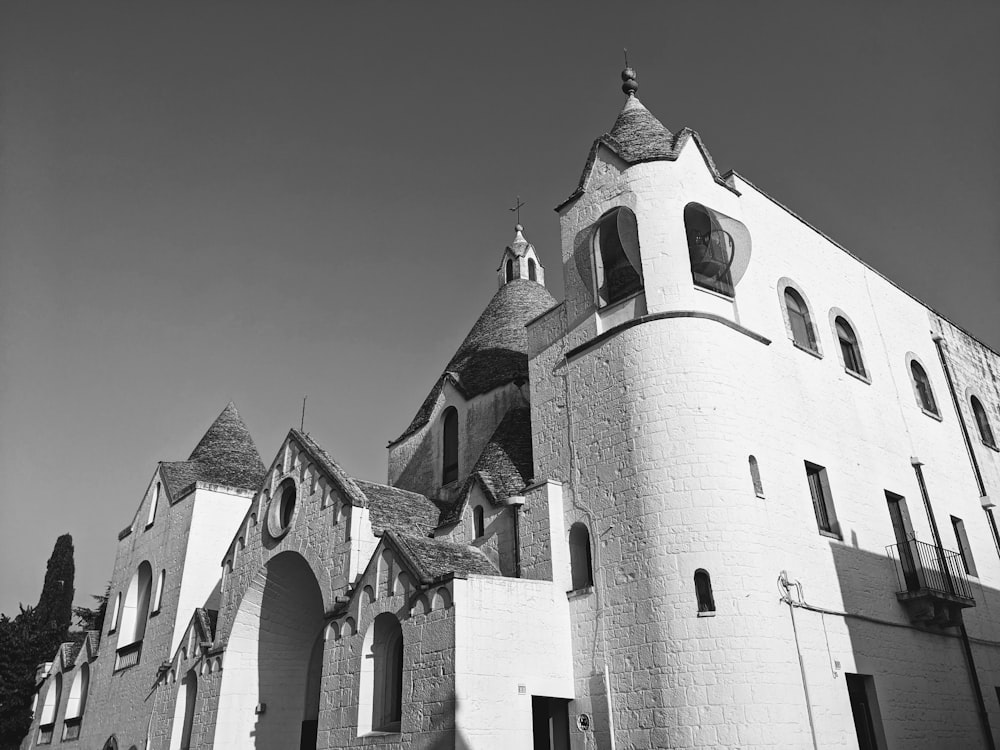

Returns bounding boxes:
[0,535,76,750]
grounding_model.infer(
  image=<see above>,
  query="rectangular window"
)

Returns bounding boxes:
[805,462,839,537]
[951,516,977,577]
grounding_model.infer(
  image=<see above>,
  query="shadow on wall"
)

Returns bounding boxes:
[825,540,1000,749]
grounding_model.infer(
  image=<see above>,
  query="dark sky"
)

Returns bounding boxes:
[2,2,998,616]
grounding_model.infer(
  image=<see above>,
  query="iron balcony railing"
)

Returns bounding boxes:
[114,640,143,672]
[886,539,975,602]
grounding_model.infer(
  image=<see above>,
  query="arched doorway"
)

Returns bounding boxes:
[214,552,325,750]
[169,668,198,750]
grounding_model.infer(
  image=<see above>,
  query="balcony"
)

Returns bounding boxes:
[114,640,143,672]
[886,539,975,626]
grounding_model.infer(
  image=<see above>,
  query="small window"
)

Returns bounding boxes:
[152,569,165,614]
[910,360,938,415]
[267,480,297,539]
[109,592,121,632]
[951,516,977,577]
[505,258,514,283]
[39,673,61,726]
[684,203,734,297]
[593,207,642,307]
[118,561,153,649]
[805,462,839,537]
[971,396,996,449]
[473,505,485,539]
[694,569,715,614]
[784,288,818,352]
[442,407,459,485]
[528,258,537,281]
[749,455,764,498]
[568,522,594,591]
[146,482,160,529]
[835,317,866,377]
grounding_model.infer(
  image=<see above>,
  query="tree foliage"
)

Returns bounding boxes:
[0,535,76,750]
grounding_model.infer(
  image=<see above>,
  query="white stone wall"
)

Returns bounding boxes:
[453,575,574,750]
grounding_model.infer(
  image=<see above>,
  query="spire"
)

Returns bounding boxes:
[606,59,674,162]
[186,401,265,489]
[497,222,545,288]
[622,50,638,97]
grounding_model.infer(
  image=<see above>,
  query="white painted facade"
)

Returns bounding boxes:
[22,79,1000,750]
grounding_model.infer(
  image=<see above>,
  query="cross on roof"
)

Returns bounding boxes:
[509,195,526,227]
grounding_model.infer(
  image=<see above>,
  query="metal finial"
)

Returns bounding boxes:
[621,49,638,97]
[300,396,307,433]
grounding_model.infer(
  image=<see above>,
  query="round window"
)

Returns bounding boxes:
[267,480,297,539]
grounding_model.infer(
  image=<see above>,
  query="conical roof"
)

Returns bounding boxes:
[607,95,675,161]
[392,279,556,444]
[160,402,265,496]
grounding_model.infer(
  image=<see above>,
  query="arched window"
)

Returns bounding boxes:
[102,736,119,750]
[39,673,61,726]
[169,669,198,750]
[109,592,122,632]
[568,522,594,591]
[971,396,996,449]
[118,561,153,648]
[64,663,89,720]
[267,479,297,539]
[835,317,865,377]
[593,207,642,306]
[442,407,459,485]
[749,455,764,498]
[684,203,735,297]
[910,360,938,415]
[784,288,817,351]
[505,258,514,283]
[146,482,160,529]
[694,569,715,614]
[473,506,485,539]
[359,613,403,735]
[528,258,537,281]
[152,569,166,614]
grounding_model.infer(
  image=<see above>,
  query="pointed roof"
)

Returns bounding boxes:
[556,75,737,211]
[503,225,534,260]
[391,279,556,444]
[160,402,266,497]
[387,530,500,583]
[438,406,533,526]
[607,95,675,161]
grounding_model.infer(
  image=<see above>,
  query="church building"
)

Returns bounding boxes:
[22,65,1000,750]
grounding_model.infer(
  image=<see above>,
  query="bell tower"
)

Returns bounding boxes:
[497,223,545,288]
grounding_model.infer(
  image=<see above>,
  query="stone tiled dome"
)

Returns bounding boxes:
[392,280,556,444]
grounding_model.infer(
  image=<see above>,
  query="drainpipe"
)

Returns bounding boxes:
[506,496,525,578]
[933,335,1000,559]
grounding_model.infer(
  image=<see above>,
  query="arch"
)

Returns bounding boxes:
[377,549,394,598]
[413,595,432,617]
[441,406,459,485]
[109,592,122,632]
[695,569,716,613]
[749,455,764,498]
[358,613,404,735]
[267,479,297,539]
[342,617,356,637]
[152,569,166,614]
[473,505,485,539]
[169,669,198,750]
[394,570,413,597]
[101,736,119,750]
[301,632,323,750]
[213,551,325,750]
[64,663,89,720]
[362,585,376,605]
[833,314,866,377]
[907,355,939,416]
[505,258,514,283]
[779,281,819,353]
[684,202,735,297]
[971,395,997,449]
[593,206,642,306]
[119,561,153,647]
[568,522,594,591]
[146,481,160,528]
[39,673,62,725]
[432,587,452,611]
[528,257,537,281]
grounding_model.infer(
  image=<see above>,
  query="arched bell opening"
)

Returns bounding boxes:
[213,552,325,750]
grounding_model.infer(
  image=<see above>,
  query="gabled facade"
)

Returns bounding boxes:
[21,65,1000,750]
